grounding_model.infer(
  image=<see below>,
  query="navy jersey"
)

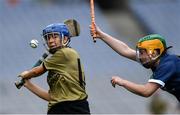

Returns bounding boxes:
[148,53,180,102]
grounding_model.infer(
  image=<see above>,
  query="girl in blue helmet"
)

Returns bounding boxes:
[18,23,90,114]
[90,23,180,103]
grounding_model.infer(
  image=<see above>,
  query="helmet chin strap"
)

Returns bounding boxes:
[61,34,70,47]
[62,39,70,47]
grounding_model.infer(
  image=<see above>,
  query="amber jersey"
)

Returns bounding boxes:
[43,48,88,110]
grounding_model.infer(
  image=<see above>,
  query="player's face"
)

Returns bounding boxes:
[138,48,159,67]
[139,49,150,64]
[44,33,61,49]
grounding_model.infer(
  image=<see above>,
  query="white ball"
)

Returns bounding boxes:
[30,39,38,48]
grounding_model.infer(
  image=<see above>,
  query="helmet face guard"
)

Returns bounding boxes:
[42,23,70,53]
[136,34,166,68]
[136,47,161,68]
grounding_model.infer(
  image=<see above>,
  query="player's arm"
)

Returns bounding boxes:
[90,23,136,61]
[111,76,160,97]
[19,64,46,79]
[100,32,136,61]
[24,79,51,101]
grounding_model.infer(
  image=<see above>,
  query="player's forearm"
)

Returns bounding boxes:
[22,70,38,79]
[120,79,152,97]
[21,66,45,79]
[25,81,51,101]
[100,32,136,61]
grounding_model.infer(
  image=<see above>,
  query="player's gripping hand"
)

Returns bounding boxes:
[89,23,102,39]
[111,76,124,88]
[18,71,29,79]
[23,79,31,87]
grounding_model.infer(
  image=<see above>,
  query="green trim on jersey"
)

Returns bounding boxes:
[43,48,87,110]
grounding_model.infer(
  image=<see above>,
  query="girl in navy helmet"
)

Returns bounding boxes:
[18,22,90,114]
[90,23,180,103]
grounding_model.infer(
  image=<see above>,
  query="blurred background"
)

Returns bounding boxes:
[0,0,180,114]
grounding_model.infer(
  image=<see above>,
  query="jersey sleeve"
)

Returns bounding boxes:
[148,61,176,87]
[43,50,65,70]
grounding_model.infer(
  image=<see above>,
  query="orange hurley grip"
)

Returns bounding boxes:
[90,0,96,42]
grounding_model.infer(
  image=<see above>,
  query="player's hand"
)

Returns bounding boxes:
[18,71,29,79]
[111,76,124,87]
[89,23,101,39]
[23,79,31,87]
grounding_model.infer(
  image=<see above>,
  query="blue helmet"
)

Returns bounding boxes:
[42,23,70,53]
[42,23,70,38]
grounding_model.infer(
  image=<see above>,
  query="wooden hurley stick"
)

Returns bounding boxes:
[90,0,97,42]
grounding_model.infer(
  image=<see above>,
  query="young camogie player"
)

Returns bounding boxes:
[90,23,180,102]
[19,22,90,114]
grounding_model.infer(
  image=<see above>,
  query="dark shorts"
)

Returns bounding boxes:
[47,99,90,114]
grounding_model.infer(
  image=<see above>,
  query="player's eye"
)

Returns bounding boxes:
[44,34,54,41]
[54,34,59,39]
[139,49,146,54]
